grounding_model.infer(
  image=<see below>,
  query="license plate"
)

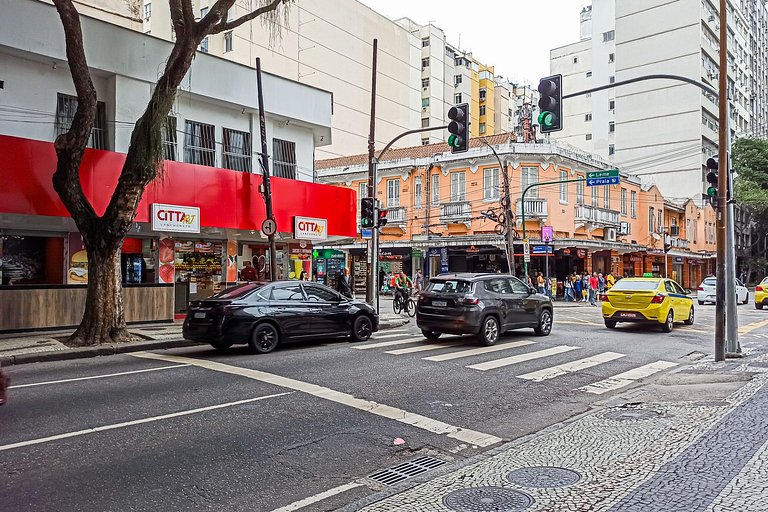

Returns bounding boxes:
[619,312,637,318]
[194,312,206,319]
[432,300,447,307]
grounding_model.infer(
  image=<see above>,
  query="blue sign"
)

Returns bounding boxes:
[361,228,373,239]
[532,245,554,254]
[586,176,620,187]
[440,248,449,273]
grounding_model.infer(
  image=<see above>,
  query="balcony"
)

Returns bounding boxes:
[440,201,472,224]
[384,206,407,228]
[515,198,548,220]
[574,204,620,230]
[667,236,690,250]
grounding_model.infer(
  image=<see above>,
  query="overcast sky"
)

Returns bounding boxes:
[358,0,591,84]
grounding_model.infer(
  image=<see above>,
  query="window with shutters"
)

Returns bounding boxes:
[484,168,500,200]
[272,138,297,179]
[222,128,251,172]
[450,172,466,202]
[56,93,107,150]
[184,120,215,166]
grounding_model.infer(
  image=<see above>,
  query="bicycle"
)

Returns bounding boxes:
[393,288,417,317]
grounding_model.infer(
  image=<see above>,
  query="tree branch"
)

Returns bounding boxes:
[169,0,188,38]
[208,0,288,34]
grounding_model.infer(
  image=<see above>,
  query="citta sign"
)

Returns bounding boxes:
[151,203,200,233]
[294,216,328,241]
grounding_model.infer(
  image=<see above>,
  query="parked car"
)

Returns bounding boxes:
[602,277,694,332]
[756,277,768,310]
[415,273,554,346]
[697,276,749,305]
[183,281,378,353]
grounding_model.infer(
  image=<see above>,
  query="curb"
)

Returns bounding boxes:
[0,339,201,366]
[379,318,410,330]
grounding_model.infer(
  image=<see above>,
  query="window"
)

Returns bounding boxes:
[693,219,698,243]
[479,123,486,134]
[609,121,615,133]
[609,144,615,156]
[521,167,539,198]
[479,105,486,116]
[621,188,627,215]
[609,53,615,63]
[484,168,500,200]
[454,93,462,104]
[649,207,655,232]
[450,172,466,202]
[162,116,177,161]
[199,37,208,53]
[224,31,233,52]
[421,118,429,128]
[602,30,615,42]
[422,97,430,108]
[56,93,107,150]
[421,37,430,47]
[144,2,151,20]
[222,128,251,172]
[271,138,297,178]
[422,78,430,87]
[560,170,568,202]
[431,174,440,205]
[585,113,592,121]
[421,57,429,69]
[603,186,610,208]
[576,178,585,205]
[586,71,592,78]
[507,277,530,294]
[591,186,599,207]
[609,99,615,110]
[586,134,592,140]
[421,137,430,145]
[658,210,663,232]
[304,284,339,302]
[485,278,512,295]
[358,182,367,200]
[609,75,615,84]
[631,190,637,218]
[479,88,487,101]
[573,57,579,64]
[414,176,423,208]
[387,179,400,207]
[270,285,303,301]
[454,74,462,85]
[184,120,215,166]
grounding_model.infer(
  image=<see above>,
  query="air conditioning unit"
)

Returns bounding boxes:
[618,221,631,236]
[605,228,617,242]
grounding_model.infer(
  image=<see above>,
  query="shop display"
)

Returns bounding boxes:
[0,236,46,285]
[158,238,175,284]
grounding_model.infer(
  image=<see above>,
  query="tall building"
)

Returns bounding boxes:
[550,0,767,201]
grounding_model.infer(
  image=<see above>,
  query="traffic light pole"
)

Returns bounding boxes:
[715,0,728,362]
[725,99,741,355]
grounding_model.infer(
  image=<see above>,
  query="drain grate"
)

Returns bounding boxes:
[507,466,581,488]
[602,408,662,422]
[367,456,447,486]
[443,487,534,512]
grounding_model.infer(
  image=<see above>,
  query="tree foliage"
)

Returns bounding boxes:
[733,138,768,212]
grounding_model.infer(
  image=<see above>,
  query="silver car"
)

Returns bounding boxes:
[697,276,749,305]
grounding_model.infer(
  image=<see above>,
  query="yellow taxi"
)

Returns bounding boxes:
[602,277,694,332]
[756,277,768,310]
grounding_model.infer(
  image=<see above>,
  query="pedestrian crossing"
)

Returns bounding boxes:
[362,331,678,395]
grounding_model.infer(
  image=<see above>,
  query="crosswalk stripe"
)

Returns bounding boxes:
[467,345,580,371]
[578,360,679,395]
[352,338,425,350]
[371,332,410,339]
[386,341,465,355]
[422,341,536,362]
[517,351,625,382]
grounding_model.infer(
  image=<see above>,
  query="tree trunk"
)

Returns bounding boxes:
[69,234,130,346]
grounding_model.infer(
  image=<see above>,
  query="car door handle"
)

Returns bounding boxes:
[309,308,321,313]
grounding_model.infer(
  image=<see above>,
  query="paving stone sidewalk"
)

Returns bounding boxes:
[348,356,768,512]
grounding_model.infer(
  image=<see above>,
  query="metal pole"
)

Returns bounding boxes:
[478,139,515,275]
[725,99,741,355]
[714,0,728,362]
[372,157,380,313]
[545,240,550,297]
[366,39,378,305]
[255,57,278,282]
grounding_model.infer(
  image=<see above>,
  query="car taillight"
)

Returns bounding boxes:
[601,294,609,302]
[757,286,764,292]
[650,294,665,304]
[464,296,479,305]
[697,286,704,291]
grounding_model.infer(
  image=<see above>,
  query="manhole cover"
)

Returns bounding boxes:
[602,409,661,422]
[367,456,446,486]
[443,487,533,512]
[506,466,581,488]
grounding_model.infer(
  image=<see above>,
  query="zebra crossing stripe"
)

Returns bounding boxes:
[578,360,679,395]
[352,338,426,350]
[371,332,410,339]
[422,341,536,362]
[517,351,625,382]
[386,341,465,355]
[467,345,580,371]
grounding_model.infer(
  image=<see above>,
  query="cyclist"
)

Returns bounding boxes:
[392,272,413,307]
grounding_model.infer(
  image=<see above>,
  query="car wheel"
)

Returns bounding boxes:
[684,307,694,325]
[534,309,553,336]
[757,303,764,310]
[661,311,674,333]
[604,319,617,329]
[210,341,233,352]
[479,316,499,346]
[744,293,749,305]
[351,315,373,342]
[248,323,280,354]
[698,300,704,305]
[422,330,442,341]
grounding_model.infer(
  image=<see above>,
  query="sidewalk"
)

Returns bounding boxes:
[343,355,768,511]
[0,313,409,366]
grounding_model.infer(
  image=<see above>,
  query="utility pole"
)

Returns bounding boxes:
[479,139,515,275]
[255,57,278,282]
[366,39,378,305]
[725,100,741,355]
[714,0,728,362]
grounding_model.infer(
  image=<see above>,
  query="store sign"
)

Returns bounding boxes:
[294,216,327,241]
[541,226,554,243]
[151,203,200,234]
[674,257,684,263]
[532,245,554,254]
[577,249,586,258]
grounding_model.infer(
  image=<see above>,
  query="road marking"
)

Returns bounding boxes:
[131,352,502,447]
[386,342,465,355]
[578,361,679,395]
[739,319,768,335]
[8,364,190,389]
[371,332,410,339]
[271,482,365,512]
[422,341,536,362]
[0,392,292,452]
[352,338,426,350]
[678,328,707,334]
[467,346,580,371]
[557,320,601,326]
[517,351,625,382]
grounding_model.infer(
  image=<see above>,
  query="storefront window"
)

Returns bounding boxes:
[0,235,64,285]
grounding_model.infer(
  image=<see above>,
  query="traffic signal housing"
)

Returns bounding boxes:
[377,208,388,228]
[537,74,563,133]
[447,103,469,153]
[706,156,718,208]
[361,197,375,228]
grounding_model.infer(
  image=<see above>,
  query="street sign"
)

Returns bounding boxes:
[541,225,554,243]
[523,238,531,263]
[586,169,620,187]
[261,218,277,236]
[361,228,373,239]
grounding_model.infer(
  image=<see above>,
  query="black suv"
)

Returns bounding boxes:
[416,273,553,345]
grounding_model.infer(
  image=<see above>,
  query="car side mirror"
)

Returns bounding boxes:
[528,286,537,295]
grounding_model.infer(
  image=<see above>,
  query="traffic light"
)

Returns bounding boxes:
[706,156,718,208]
[377,208,388,228]
[537,74,563,133]
[447,103,469,153]
[361,197,375,228]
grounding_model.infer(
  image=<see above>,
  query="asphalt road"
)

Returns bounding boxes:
[2,302,768,512]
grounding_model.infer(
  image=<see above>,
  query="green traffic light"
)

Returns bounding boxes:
[538,111,554,128]
[448,134,457,147]
[706,186,717,197]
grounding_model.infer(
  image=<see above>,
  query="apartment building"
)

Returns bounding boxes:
[550,0,766,201]
[315,134,717,293]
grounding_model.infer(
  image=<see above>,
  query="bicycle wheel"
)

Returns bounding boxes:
[393,297,403,314]
[406,298,417,317]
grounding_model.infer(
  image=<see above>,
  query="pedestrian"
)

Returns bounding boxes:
[414,268,424,292]
[298,269,308,281]
[240,260,257,282]
[564,274,573,302]
[606,272,615,290]
[589,272,599,306]
[337,267,353,298]
[582,273,590,302]
[574,273,582,302]
[537,272,545,294]
[598,273,605,295]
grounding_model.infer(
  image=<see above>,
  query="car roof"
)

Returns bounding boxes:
[618,277,661,281]
[432,273,510,281]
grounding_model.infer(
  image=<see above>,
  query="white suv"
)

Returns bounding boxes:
[697,276,749,305]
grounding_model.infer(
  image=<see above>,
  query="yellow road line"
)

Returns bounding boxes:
[739,319,768,335]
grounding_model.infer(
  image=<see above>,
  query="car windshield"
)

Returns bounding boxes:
[427,279,472,294]
[610,280,659,291]
[703,277,717,286]
[210,283,264,299]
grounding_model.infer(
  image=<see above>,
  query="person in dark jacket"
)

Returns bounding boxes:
[337,267,353,298]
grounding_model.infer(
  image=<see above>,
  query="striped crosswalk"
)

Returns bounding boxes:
[358,331,678,395]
